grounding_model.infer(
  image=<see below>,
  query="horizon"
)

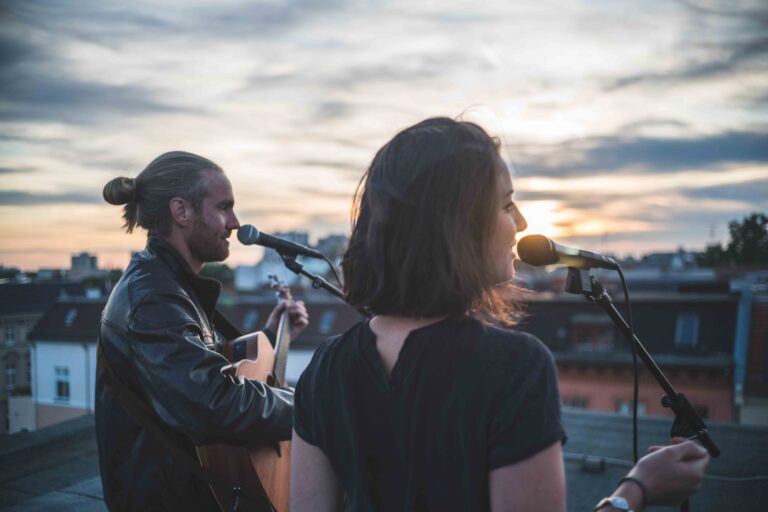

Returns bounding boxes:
[1,0,767,271]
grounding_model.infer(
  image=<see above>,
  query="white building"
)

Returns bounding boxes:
[28,299,102,429]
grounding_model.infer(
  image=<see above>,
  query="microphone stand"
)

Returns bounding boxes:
[564,268,720,512]
[278,253,345,300]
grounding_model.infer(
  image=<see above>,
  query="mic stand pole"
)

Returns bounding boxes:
[278,253,345,300]
[565,268,720,512]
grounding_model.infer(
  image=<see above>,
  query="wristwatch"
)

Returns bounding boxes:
[594,496,633,511]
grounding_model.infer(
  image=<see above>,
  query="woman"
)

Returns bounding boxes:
[291,118,709,511]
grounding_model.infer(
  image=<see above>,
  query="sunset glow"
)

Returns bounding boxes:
[1,1,766,269]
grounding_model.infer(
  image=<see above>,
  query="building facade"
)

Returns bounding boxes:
[28,299,102,429]
[0,281,87,434]
[522,289,739,421]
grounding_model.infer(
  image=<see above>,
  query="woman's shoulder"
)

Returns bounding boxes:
[302,320,367,373]
[462,317,554,369]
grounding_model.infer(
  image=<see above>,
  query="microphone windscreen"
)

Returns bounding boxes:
[517,234,559,266]
[237,225,258,245]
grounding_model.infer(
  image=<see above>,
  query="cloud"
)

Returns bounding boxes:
[295,187,355,200]
[680,177,768,203]
[2,1,172,46]
[0,166,36,175]
[189,1,344,38]
[0,3,197,125]
[606,11,768,91]
[676,0,768,20]
[291,159,364,174]
[618,118,690,134]
[0,190,101,206]
[326,50,496,89]
[314,101,352,121]
[0,133,69,144]
[0,75,194,124]
[80,157,146,173]
[515,131,768,177]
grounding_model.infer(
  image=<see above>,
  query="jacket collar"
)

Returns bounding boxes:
[145,236,221,320]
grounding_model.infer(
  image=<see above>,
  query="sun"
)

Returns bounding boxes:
[518,200,563,240]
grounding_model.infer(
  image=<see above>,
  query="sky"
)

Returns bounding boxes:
[1,0,766,271]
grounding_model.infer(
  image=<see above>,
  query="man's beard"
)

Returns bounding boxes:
[188,216,229,264]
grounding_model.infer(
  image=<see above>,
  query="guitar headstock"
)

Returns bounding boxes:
[268,274,293,302]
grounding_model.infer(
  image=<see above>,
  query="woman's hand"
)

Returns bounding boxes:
[620,438,710,509]
[266,300,309,340]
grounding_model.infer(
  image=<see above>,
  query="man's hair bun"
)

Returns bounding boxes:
[103,177,136,205]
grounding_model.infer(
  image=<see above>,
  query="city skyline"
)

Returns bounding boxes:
[1,0,767,271]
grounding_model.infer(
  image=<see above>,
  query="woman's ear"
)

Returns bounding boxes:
[169,197,193,227]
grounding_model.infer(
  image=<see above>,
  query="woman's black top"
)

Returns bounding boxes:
[294,316,566,511]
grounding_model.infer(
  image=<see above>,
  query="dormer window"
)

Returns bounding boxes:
[318,311,336,334]
[242,310,259,332]
[64,308,78,327]
[675,313,699,348]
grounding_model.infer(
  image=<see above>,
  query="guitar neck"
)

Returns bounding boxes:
[273,310,292,384]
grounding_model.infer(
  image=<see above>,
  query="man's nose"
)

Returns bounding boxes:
[229,212,241,230]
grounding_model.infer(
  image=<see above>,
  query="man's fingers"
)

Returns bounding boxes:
[673,440,709,461]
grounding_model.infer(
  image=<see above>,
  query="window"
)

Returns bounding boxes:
[4,325,15,346]
[242,310,259,332]
[64,308,78,327]
[675,313,700,348]
[562,396,589,409]
[55,366,70,401]
[570,314,614,351]
[616,400,646,416]
[318,311,336,335]
[5,363,16,390]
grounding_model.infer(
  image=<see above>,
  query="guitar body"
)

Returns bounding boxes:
[196,331,291,512]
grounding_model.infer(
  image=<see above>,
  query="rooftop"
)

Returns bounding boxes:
[1,410,765,511]
[0,282,88,316]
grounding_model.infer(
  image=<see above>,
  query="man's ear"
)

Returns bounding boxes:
[169,197,193,227]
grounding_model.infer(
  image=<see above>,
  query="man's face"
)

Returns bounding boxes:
[187,171,240,264]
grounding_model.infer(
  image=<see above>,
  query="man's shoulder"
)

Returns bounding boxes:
[104,255,193,326]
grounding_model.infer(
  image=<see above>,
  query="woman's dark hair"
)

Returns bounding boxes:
[343,117,522,324]
[102,151,222,235]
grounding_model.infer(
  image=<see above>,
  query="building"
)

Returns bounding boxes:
[217,292,362,384]
[234,231,346,292]
[68,252,101,280]
[21,270,765,430]
[521,287,739,422]
[27,299,103,429]
[22,291,361,430]
[732,272,768,425]
[0,281,88,434]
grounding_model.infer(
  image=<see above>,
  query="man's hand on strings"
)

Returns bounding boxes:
[266,300,309,341]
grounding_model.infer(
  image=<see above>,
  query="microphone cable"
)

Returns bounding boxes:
[323,254,343,288]
[616,265,639,464]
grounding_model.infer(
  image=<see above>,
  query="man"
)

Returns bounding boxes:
[97,151,308,511]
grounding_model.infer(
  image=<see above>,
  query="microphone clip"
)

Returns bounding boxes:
[564,267,606,302]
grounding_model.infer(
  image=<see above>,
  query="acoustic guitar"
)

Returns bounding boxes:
[197,276,295,512]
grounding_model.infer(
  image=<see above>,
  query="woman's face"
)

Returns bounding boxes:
[489,159,527,283]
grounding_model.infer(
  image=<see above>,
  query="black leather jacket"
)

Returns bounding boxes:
[95,236,293,511]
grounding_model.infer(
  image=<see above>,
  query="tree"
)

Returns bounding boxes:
[699,212,768,267]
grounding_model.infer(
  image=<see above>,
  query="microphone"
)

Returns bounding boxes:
[237,225,325,259]
[517,234,618,270]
